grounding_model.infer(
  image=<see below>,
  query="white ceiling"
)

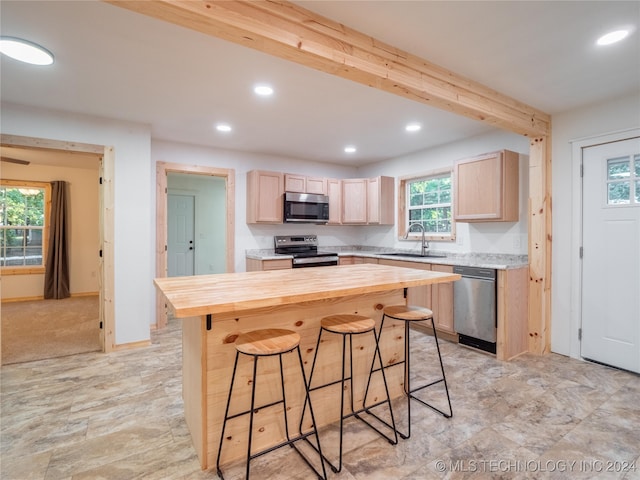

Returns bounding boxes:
[1,1,638,167]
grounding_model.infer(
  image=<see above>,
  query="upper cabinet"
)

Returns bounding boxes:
[341,176,394,225]
[367,176,395,225]
[327,178,342,225]
[284,174,327,195]
[454,149,519,222]
[341,179,368,224]
[246,170,284,224]
[247,170,395,226]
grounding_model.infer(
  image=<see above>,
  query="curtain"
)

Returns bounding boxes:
[44,181,70,299]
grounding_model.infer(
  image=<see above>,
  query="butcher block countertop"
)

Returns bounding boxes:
[154,263,461,318]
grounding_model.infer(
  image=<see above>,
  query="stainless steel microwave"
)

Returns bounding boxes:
[283,192,330,223]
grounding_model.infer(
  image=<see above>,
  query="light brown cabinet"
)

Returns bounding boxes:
[327,178,342,224]
[342,178,368,224]
[378,258,433,312]
[367,176,395,225]
[246,170,284,224]
[431,264,454,333]
[284,174,327,195]
[341,176,395,225]
[246,257,292,271]
[454,149,519,222]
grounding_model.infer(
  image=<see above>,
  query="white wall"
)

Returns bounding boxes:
[550,91,640,357]
[151,140,363,272]
[359,130,531,255]
[1,103,153,346]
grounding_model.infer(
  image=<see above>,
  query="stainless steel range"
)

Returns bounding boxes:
[274,235,339,268]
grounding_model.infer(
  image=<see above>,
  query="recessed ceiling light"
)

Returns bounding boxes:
[344,146,357,154]
[254,84,274,96]
[0,36,54,65]
[216,124,232,133]
[405,123,422,132]
[597,29,630,46]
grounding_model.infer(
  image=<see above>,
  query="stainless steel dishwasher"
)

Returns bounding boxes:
[453,266,497,354]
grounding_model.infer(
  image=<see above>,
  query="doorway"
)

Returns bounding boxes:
[0,134,115,362]
[155,162,235,328]
[580,135,640,373]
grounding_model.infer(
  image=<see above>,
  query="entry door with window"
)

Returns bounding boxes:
[581,137,640,373]
[167,194,195,277]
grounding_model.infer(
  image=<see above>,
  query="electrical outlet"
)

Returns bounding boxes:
[456,236,463,245]
[512,237,521,249]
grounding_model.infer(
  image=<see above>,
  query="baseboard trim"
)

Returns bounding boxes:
[112,340,152,351]
[1,292,100,303]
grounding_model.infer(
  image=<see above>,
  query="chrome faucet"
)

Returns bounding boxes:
[404,222,428,256]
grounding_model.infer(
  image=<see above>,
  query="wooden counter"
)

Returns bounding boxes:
[154,264,460,470]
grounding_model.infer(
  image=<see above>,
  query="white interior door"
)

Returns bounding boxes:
[581,137,640,373]
[168,194,195,277]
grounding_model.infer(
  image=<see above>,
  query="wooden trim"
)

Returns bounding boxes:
[1,134,105,155]
[107,1,550,137]
[111,339,152,351]
[528,136,551,354]
[102,147,115,353]
[1,292,101,303]
[397,168,456,241]
[155,162,236,328]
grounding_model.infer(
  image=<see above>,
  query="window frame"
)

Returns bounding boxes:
[398,168,456,242]
[0,179,51,275]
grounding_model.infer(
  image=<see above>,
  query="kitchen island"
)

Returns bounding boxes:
[154,264,460,470]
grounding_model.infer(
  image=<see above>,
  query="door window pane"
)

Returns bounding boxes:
[608,182,630,204]
[608,157,630,180]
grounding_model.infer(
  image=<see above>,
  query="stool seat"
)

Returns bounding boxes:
[321,314,375,334]
[383,305,433,321]
[236,329,300,356]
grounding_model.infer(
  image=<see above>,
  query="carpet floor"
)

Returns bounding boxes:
[1,296,101,365]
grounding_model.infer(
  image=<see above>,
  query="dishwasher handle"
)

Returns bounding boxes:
[453,266,496,280]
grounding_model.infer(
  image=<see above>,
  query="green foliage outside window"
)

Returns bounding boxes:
[0,186,45,266]
[407,175,452,234]
[607,155,639,205]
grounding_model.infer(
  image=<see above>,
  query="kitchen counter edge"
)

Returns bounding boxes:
[245,248,528,270]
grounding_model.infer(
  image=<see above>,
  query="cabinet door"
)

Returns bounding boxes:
[367,176,395,225]
[454,150,519,222]
[247,170,283,223]
[431,264,454,333]
[327,179,342,224]
[342,179,367,224]
[306,177,327,195]
[284,174,306,193]
[378,259,431,309]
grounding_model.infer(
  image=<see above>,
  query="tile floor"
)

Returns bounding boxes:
[1,318,639,480]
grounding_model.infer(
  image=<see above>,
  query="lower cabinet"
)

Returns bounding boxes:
[246,258,292,271]
[377,260,454,337]
[431,265,454,334]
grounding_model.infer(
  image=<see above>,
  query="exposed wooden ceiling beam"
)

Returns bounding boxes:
[106,0,550,137]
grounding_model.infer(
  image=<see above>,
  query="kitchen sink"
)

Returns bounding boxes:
[380,252,447,259]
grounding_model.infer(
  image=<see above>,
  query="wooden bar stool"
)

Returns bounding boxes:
[216,328,327,480]
[365,305,452,440]
[302,314,398,473]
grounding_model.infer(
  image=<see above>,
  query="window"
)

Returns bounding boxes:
[0,180,50,273]
[606,154,640,205]
[399,169,455,241]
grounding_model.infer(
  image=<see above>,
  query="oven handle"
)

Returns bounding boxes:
[292,256,339,265]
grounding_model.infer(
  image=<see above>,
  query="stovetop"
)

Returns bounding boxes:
[274,235,337,257]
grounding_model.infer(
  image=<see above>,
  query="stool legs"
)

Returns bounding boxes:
[303,327,397,473]
[368,314,453,440]
[217,347,327,480]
